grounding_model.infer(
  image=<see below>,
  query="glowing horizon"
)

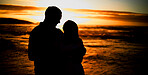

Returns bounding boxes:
[0,0,148,27]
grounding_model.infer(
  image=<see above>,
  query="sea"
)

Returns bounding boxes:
[0,24,148,75]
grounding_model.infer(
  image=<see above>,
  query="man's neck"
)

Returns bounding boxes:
[41,21,56,29]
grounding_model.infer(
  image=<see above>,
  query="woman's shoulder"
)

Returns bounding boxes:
[75,38,83,43]
[64,37,83,44]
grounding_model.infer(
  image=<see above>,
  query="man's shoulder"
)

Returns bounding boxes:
[56,29,63,34]
[56,28,62,32]
[30,25,41,35]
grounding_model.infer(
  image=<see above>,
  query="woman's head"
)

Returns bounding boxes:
[63,20,79,38]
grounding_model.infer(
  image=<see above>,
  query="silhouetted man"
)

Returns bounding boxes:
[28,6,63,75]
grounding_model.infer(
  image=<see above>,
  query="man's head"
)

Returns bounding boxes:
[44,6,62,26]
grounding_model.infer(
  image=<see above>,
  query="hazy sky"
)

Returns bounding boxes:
[0,0,147,26]
[85,0,148,14]
[0,0,147,13]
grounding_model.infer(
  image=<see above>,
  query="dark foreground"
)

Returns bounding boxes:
[0,24,148,75]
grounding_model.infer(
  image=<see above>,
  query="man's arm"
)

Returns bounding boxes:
[28,33,35,61]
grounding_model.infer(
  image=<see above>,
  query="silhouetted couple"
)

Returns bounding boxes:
[28,6,86,75]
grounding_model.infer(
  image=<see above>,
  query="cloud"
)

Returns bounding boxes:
[0,4,46,16]
[65,8,148,23]
[0,10,42,16]
[0,4,45,10]
[80,15,148,23]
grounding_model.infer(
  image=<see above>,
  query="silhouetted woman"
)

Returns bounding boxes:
[62,20,86,75]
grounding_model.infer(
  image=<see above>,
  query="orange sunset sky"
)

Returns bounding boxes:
[0,0,148,27]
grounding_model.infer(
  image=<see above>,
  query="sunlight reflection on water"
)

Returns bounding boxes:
[0,24,147,75]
